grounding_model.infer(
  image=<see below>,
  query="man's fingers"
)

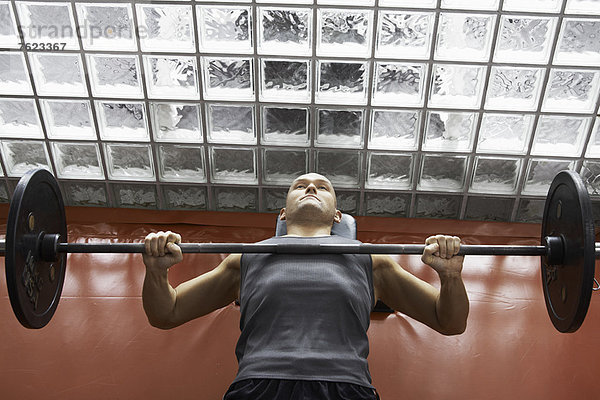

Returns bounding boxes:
[436,235,447,258]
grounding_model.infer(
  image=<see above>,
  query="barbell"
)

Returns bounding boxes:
[1,168,598,333]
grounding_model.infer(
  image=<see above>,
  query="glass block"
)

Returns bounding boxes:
[113,184,157,209]
[262,187,287,212]
[16,2,79,50]
[372,63,426,107]
[75,3,136,51]
[435,13,496,62]
[257,0,312,3]
[162,186,207,210]
[376,11,434,60]
[207,104,255,144]
[96,101,149,142]
[104,143,155,181]
[485,66,545,111]
[566,0,600,14]
[158,145,205,183]
[477,113,534,155]
[0,2,20,49]
[317,9,373,58]
[418,155,467,192]
[198,5,252,54]
[0,52,32,95]
[150,103,202,143]
[62,181,108,207]
[465,197,513,222]
[580,161,600,196]
[503,0,563,12]
[143,56,199,100]
[86,54,142,98]
[555,19,600,66]
[52,142,103,180]
[28,53,87,97]
[365,192,411,218]
[585,117,600,157]
[516,199,545,223]
[542,69,600,113]
[40,99,95,140]
[0,140,51,177]
[263,148,308,185]
[470,157,521,194]
[531,115,590,157]
[369,110,420,151]
[494,16,557,64]
[336,191,359,215]
[136,4,195,52]
[261,106,309,146]
[380,0,436,6]
[441,0,500,10]
[316,61,369,105]
[366,152,413,190]
[318,0,374,4]
[423,111,477,152]
[214,187,258,212]
[0,98,43,139]
[315,150,361,188]
[429,64,486,109]
[415,194,461,219]
[316,109,364,149]
[523,159,575,196]
[0,182,8,202]
[201,57,254,101]
[258,7,312,56]
[260,59,310,103]
[210,147,257,184]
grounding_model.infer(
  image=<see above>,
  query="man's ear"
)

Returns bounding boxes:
[333,209,342,224]
[279,208,287,221]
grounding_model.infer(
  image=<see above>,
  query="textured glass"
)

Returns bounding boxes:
[566,0,600,14]
[316,109,364,149]
[75,4,136,51]
[470,157,521,194]
[380,0,436,6]
[365,192,410,217]
[317,9,373,57]
[317,61,368,105]
[105,143,155,181]
[369,110,420,151]
[585,117,600,157]
[0,98,43,138]
[318,0,374,5]
[419,155,467,191]
[62,182,108,207]
[0,182,8,203]
[202,57,254,101]
[198,6,252,53]
[435,13,495,62]
[441,0,500,10]
[262,188,287,213]
[143,56,199,100]
[150,103,202,143]
[207,104,255,144]
[136,4,194,52]
[555,19,600,66]
[258,7,311,56]
[260,59,310,103]
[376,11,434,60]
[503,0,563,12]
[16,2,79,50]
[415,194,461,219]
[96,101,149,142]
[531,116,590,157]
[263,148,308,184]
[581,161,600,196]
[52,142,103,180]
[214,187,258,212]
[485,67,544,111]
[495,16,557,64]
[523,159,574,195]
[336,191,360,215]
[158,145,205,183]
[516,199,545,223]
[423,111,476,152]
[542,69,600,113]
[210,147,257,184]
[257,0,311,3]
[366,153,413,189]
[465,197,513,222]
[87,54,142,98]
[261,106,309,146]
[113,184,157,209]
[163,186,207,210]
[372,63,425,107]
[0,2,19,49]
[477,113,534,155]
[1,140,51,177]
[429,64,486,109]
[29,53,87,97]
[0,52,31,95]
[315,150,361,187]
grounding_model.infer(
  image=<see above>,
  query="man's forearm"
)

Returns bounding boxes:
[435,272,469,335]
[142,268,177,329]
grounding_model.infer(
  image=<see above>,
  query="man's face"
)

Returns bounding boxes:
[280,173,341,225]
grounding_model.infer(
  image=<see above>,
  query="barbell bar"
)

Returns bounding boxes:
[2,168,598,333]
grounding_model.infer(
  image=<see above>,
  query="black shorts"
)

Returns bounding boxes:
[223,378,380,400]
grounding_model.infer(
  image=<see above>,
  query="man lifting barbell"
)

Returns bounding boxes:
[142,173,469,400]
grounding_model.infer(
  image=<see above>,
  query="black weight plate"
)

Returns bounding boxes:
[6,168,67,329]
[541,170,595,333]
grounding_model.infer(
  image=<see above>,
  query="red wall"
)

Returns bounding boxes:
[1,206,599,400]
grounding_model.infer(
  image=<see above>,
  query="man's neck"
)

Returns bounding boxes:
[284,223,332,237]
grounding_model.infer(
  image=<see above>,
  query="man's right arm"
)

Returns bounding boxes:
[142,231,240,329]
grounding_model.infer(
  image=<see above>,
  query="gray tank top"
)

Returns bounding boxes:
[233,235,375,389]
